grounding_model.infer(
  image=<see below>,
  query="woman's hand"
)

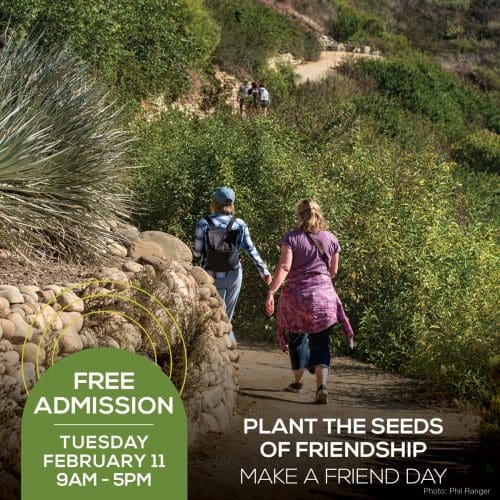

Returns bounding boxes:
[278,334,288,353]
[265,291,275,316]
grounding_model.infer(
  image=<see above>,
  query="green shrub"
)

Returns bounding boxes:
[353,92,435,149]
[206,0,320,73]
[356,54,499,138]
[301,30,323,61]
[132,110,322,340]
[406,214,498,399]
[0,36,133,259]
[133,97,498,404]
[257,62,298,106]
[452,130,500,173]
[269,77,358,151]
[0,0,220,102]
[330,3,385,43]
[375,32,412,55]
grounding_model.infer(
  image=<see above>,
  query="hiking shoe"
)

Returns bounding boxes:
[285,382,303,393]
[315,384,328,404]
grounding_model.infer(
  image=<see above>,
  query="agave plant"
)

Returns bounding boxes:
[0,35,134,260]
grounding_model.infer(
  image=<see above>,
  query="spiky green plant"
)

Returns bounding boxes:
[0,35,134,260]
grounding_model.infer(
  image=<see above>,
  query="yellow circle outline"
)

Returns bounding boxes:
[50,309,157,367]
[32,292,172,379]
[20,279,188,395]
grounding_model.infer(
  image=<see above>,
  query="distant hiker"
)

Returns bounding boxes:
[238,80,251,115]
[194,187,272,344]
[248,81,260,113]
[259,82,270,113]
[265,199,354,404]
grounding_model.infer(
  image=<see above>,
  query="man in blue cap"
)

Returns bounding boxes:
[193,187,272,344]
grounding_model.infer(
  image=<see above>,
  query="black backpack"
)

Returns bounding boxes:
[204,216,241,272]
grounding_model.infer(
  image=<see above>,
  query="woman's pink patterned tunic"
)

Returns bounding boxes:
[277,230,353,343]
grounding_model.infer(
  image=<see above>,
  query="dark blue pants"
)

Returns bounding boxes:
[287,325,333,371]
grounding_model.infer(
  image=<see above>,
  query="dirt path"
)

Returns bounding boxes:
[295,51,375,83]
[189,342,494,499]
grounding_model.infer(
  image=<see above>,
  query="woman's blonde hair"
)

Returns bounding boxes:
[295,199,328,233]
[210,199,235,215]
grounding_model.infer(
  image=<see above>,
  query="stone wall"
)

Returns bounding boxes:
[0,230,239,499]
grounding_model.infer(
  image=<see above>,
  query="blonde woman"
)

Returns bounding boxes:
[265,199,353,404]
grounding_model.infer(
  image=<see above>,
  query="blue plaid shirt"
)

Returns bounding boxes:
[193,214,270,279]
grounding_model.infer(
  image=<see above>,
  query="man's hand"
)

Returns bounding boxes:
[262,274,272,285]
[265,291,274,316]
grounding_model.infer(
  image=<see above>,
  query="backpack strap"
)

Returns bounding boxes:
[204,215,216,229]
[225,216,237,232]
[306,232,329,267]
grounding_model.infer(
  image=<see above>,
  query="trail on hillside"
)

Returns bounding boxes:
[295,51,375,83]
[189,342,493,499]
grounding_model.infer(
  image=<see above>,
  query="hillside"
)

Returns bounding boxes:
[0,0,498,445]
[260,0,500,89]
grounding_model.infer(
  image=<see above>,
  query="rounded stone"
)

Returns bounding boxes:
[58,311,84,332]
[5,313,34,344]
[211,309,222,322]
[41,304,63,331]
[14,342,46,364]
[203,385,224,411]
[202,284,218,296]
[131,231,192,262]
[190,266,214,285]
[0,289,24,304]
[41,289,56,304]
[57,291,84,313]
[93,267,129,291]
[128,240,164,260]
[22,291,39,303]
[43,284,63,294]
[2,350,20,363]
[100,337,120,349]
[1,374,17,387]
[114,224,139,244]
[0,339,13,352]
[107,241,128,258]
[122,261,144,273]
[199,413,219,433]
[211,402,231,432]
[59,327,84,354]
[0,285,20,291]
[15,361,36,385]
[0,319,14,338]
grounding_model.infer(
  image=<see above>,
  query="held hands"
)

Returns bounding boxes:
[262,274,272,285]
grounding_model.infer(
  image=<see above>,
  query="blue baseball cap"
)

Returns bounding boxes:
[211,186,235,205]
